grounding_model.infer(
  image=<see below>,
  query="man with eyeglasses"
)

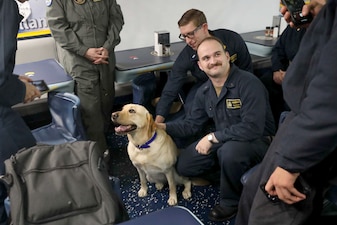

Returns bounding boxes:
[155,8,253,124]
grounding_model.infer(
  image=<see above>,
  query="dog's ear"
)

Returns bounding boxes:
[146,112,156,133]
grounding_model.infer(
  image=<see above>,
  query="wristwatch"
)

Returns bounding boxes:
[207,133,214,143]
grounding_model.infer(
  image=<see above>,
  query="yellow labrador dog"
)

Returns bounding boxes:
[111,104,192,205]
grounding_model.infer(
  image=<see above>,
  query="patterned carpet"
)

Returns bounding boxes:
[106,132,234,225]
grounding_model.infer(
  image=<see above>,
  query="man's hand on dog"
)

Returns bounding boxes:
[156,122,166,130]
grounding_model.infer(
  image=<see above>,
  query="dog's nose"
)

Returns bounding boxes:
[111,112,118,120]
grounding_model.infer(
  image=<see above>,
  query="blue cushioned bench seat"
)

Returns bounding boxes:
[119,206,204,225]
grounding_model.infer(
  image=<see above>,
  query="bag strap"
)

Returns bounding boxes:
[0,174,13,189]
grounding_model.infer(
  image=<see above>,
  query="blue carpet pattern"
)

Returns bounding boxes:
[106,132,234,225]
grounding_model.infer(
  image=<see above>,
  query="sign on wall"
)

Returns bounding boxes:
[16,0,50,39]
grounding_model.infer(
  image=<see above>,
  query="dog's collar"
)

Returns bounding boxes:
[136,132,157,150]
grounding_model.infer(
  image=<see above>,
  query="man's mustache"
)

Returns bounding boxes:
[208,62,222,69]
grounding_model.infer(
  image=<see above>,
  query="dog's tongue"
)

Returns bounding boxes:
[115,125,132,133]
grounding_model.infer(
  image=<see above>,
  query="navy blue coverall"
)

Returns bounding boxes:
[0,1,36,224]
[260,25,306,124]
[156,29,253,121]
[166,64,275,208]
[236,1,337,224]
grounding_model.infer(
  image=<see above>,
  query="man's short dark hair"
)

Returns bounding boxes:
[178,9,207,27]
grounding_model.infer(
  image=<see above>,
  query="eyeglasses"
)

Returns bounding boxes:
[179,24,203,41]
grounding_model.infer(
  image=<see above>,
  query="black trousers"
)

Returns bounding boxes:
[176,138,270,207]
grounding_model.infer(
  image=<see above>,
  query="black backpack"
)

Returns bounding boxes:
[0,141,129,225]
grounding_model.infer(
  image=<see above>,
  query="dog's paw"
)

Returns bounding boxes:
[167,196,178,206]
[182,189,192,200]
[138,188,148,197]
[155,183,164,190]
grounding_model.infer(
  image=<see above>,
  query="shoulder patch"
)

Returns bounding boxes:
[230,53,237,63]
[46,0,53,7]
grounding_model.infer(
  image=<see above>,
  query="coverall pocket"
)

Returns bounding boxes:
[75,77,99,95]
